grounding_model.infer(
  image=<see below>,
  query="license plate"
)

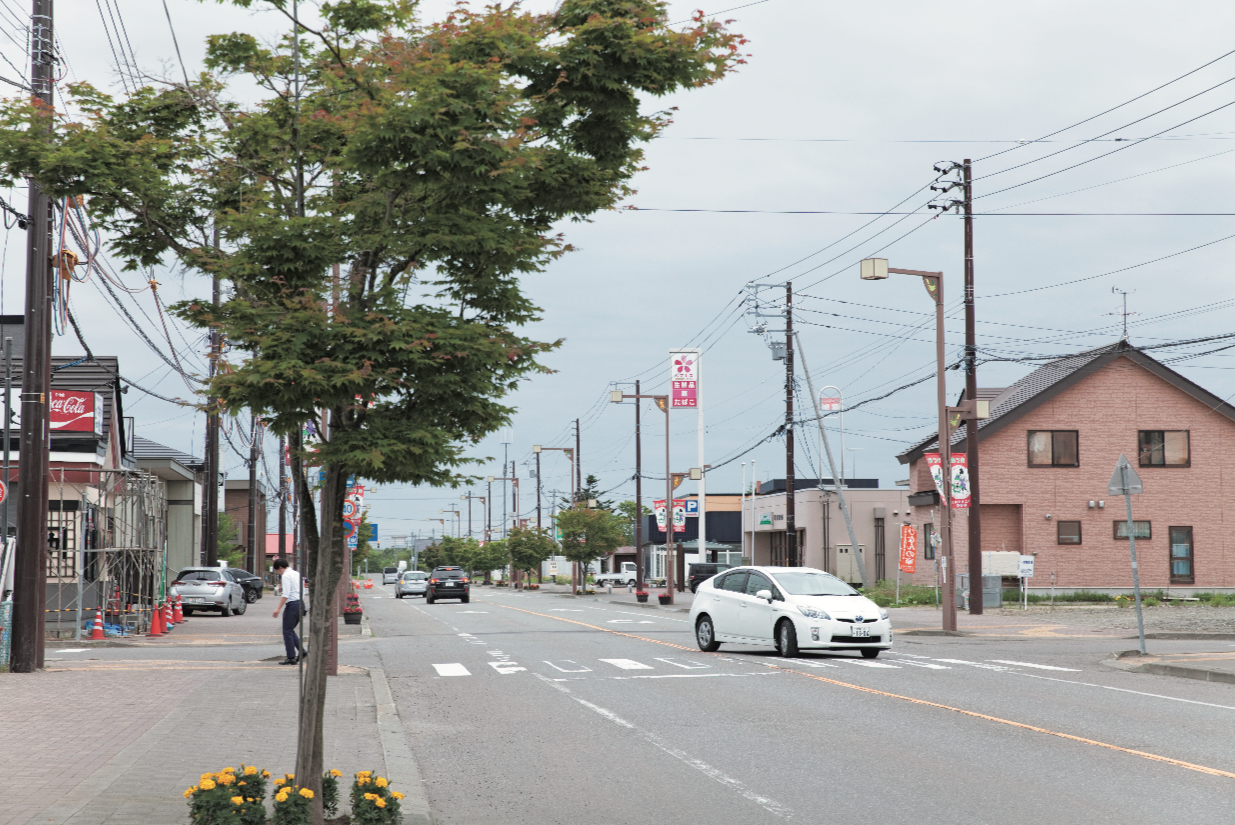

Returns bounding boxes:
[850,626,870,638]
[446,582,457,587]
[188,598,206,604]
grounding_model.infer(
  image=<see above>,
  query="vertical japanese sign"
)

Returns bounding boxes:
[670,351,698,408]
[924,453,970,509]
[924,453,946,498]
[899,524,917,573]
[653,499,687,533]
[345,484,365,549]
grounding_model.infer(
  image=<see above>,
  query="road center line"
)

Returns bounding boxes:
[485,599,1235,782]
[533,673,792,818]
[1014,671,1235,711]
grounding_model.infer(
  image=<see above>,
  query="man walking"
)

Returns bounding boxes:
[272,558,303,665]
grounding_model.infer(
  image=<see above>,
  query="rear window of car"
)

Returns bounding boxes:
[433,569,465,579]
[384,568,398,574]
[231,570,252,578]
[402,572,426,580]
[176,570,221,581]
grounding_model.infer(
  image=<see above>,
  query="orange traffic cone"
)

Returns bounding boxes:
[173,595,184,624]
[148,602,164,636]
[164,599,174,629]
[90,609,105,640]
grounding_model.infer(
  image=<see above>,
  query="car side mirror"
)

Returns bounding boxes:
[755,589,772,603]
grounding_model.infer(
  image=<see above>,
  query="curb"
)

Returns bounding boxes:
[1136,632,1235,641]
[369,668,434,825]
[898,629,971,637]
[1102,655,1235,685]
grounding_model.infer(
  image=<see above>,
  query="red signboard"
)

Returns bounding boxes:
[899,524,917,574]
[49,391,102,433]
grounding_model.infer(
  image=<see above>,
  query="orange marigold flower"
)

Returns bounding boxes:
[200,779,216,791]
[375,798,386,808]
[299,788,314,799]
[244,766,258,776]
[183,788,194,799]
[392,792,405,800]
[330,769,342,777]
[231,797,243,806]
[375,777,388,788]
[364,793,377,801]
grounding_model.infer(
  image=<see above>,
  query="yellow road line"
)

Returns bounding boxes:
[484,600,1235,782]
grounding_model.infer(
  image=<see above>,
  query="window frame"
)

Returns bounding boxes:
[1056,520,1083,545]
[1027,430,1080,467]
[1113,521,1152,540]
[1169,526,1194,584]
[1137,430,1191,468]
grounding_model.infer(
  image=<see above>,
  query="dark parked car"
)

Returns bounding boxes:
[227,568,264,603]
[688,563,733,594]
[426,566,470,604]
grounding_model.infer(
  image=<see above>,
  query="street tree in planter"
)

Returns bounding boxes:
[0,1,741,820]
[507,526,555,585]
[556,508,626,594]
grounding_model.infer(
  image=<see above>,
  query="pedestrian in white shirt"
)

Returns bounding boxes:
[272,558,303,665]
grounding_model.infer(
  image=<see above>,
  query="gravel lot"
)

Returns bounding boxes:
[998,604,1235,633]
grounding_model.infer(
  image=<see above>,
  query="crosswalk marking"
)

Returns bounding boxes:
[989,660,1081,671]
[600,658,654,670]
[784,658,839,669]
[836,659,900,669]
[433,663,471,676]
[655,658,710,669]
[935,659,1011,671]
[490,662,526,674]
[545,660,593,673]
[887,658,951,670]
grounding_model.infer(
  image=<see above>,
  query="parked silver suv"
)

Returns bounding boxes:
[395,571,428,599]
[171,568,248,616]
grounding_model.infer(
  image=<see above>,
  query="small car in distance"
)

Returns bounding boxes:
[382,567,400,585]
[687,562,732,593]
[171,568,248,616]
[395,571,428,599]
[426,567,470,604]
[228,568,264,603]
[690,566,891,658]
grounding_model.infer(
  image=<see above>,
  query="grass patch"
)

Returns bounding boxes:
[1192,592,1235,606]
[864,580,939,607]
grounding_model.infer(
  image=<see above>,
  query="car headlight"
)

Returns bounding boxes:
[879,608,889,620]
[797,605,831,620]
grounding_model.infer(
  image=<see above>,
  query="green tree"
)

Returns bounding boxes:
[559,474,614,511]
[615,500,650,547]
[0,2,740,817]
[556,507,625,593]
[216,512,243,568]
[507,526,555,580]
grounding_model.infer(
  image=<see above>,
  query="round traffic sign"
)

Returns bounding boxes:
[343,500,357,518]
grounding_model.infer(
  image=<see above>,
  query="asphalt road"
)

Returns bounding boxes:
[356,586,1235,825]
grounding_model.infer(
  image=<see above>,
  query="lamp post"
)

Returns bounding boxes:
[440,509,461,538]
[533,444,576,588]
[860,258,958,632]
[461,493,485,540]
[610,390,678,602]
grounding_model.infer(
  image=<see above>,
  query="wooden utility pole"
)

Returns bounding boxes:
[784,282,797,567]
[202,260,220,567]
[11,0,54,673]
[278,435,287,559]
[963,158,983,614]
[634,379,643,590]
[574,418,581,497]
[248,415,259,573]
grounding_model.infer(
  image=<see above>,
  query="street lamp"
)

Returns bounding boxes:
[461,493,485,540]
[611,389,679,601]
[440,509,461,538]
[860,258,957,632]
[533,443,577,589]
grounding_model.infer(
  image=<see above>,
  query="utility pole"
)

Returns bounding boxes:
[486,476,492,541]
[248,415,259,573]
[203,233,221,567]
[575,418,581,498]
[634,379,643,590]
[11,0,54,673]
[278,435,287,560]
[784,282,797,567]
[962,158,983,615]
[535,455,542,530]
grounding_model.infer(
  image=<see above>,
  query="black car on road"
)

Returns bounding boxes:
[227,568,265,603]
[687,563,733,594]
[426,566,470,603]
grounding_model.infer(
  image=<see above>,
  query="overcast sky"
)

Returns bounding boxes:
[4,0,1235,549]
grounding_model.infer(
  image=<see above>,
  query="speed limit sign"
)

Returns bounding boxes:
[0,480,7,504]
[343,500,357,518]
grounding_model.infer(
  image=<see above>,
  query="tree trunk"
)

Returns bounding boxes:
[293,416,347,825]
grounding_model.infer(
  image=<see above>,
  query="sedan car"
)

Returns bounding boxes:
[171,568,248,616]
[395,571,428,599]
[426,566,470,604]
[227,568,264,603]
[689,566,891,658]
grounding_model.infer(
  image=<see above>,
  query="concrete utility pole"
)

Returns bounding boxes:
[961,159,983,614]
[248,416,259,572]
[11,0,54,673]
[278,435,287,560]
[634,379,643,590]
[575,418,581,498]
[203,231,221,567]
[784,282,797,567]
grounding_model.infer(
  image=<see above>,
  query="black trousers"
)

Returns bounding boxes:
[282,600,302,660]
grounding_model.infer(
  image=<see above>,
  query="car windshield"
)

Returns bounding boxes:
[176,570,220,581]
[434,570,465,579]
[772,571,859,596]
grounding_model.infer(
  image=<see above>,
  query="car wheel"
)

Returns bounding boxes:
[776,620,799,658]
[234,597,247,616]
[628,579,637,587]
[221,599,233,617]
[462,595,470,604]
[245,589,258,603]
[860,648,881,659]
[695,615,721,652]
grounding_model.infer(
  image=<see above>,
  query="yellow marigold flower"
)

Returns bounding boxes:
[244,766,258,776]
[231,797,243,806]
[286,774,295,780]
[392,792,405,800]
[364,793,377,801]
[376,777,388,788]
[183,788,194,799]
[237,781,246,787]
[358,778,369,786]
[357,771,372,778]
[200,773,213,783]
[330,769,342,777]
[275,792,289,803]
[375,798,386,809]
[274,778,285,786]
[200,779,216,791]
[262,771,271,779]
[219,775,234,786]
[299,788,314,799]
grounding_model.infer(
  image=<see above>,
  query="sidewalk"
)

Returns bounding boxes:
[0,610,418,825]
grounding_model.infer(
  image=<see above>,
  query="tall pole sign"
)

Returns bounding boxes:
[670,348,704,566]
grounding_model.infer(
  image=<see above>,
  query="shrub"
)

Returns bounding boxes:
[185,765,269,825]
[323,769,342,818]
[271,777,313,825]
[1142,596,1161,607]
[351,771,404,824]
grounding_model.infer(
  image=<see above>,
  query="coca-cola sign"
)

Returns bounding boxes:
[50,391,102,433]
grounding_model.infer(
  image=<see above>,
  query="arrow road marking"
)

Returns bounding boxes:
[490,662,526,674]
[433,663,471,676]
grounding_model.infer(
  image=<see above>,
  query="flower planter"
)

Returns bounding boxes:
[635,593,649,604]
[343,612,362,625]
[657,595,672,606]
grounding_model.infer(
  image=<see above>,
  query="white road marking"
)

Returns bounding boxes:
[458,633,475,637]
[935,658,1012,671]
[457,611,489,614]
[490,662,527,674]
[655,657,710,669]
[784,658,839,669]
[614,673,782,680]
[59,648,89,653]
[990,660,1081,672]
[599,658,654,670]
[887,658,951,670]
[835,659,900,669]
[534,674,792,819]
[433,663,471,676]
[549,609,584,612]
[544,660,592,673]
[607,620,635,624]
[1016,672,1235,711]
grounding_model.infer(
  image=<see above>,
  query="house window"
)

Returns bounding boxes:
[1057,521,1082,545]
[1114,521,1152,540]
[1028,431,1079,466]
[923,523,936,560]
[1138,431,1190,467]
[1169,527,1194,584]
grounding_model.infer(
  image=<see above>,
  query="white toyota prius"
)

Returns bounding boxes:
[689,566,892,658]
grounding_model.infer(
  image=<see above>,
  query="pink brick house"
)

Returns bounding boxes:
[898,341,1235,594]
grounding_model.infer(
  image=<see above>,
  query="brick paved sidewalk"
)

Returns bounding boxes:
[0,658,386,825]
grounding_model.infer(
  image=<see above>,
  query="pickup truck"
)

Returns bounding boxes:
[593,562,639,587]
